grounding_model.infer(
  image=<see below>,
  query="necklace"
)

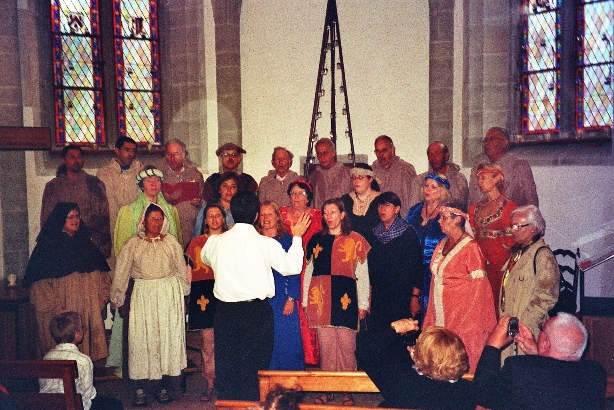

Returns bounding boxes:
[353,192,373,216]
[421,202,440,226]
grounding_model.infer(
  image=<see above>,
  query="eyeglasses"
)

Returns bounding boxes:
[510,223,531,230]
[374,147,391,154]
[165,152,183,158]
[221,152,240,158]
[351,175,369,181]
[290,191,307,197]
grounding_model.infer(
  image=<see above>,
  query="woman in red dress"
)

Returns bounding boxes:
[279,179,322,366]
[468,164,517,313]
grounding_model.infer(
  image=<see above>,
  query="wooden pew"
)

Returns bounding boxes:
[607,377,614,398]
[258,370,473,402]
[0,359,83,410]
[216,399,409,410]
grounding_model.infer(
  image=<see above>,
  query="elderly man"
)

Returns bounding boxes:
[160,138,204,244]
[371,135,416,217]
[307,138,352,210]
[201,191,309,400]
[97,136,143,240]
[469,127,538,207]
[203,142,258,203]
[41,144,111,258]
[475,314,606,410]
[258,146,299,207]
[498,205,560,363]
[408,141,468,209]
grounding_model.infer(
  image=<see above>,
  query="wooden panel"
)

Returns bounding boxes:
[583,315,614,377]
[0,126,51,150]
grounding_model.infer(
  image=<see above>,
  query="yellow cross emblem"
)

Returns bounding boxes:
[313,243,323,258]
[340,293,352,310]
[197,295,209,311]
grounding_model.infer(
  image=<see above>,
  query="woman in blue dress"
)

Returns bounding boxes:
[405,174,450,319]
[257,201,304,370]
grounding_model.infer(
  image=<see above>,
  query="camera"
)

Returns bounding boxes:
[403,330,420,347]
[508,317,519,337]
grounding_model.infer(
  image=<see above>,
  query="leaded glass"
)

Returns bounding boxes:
[114,0,161,144]
[521,0,561,133]
[51,0,105,145]
[578,0,614,129]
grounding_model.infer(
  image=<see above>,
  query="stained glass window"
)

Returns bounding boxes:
[577,0,614,129]
[114,0,161,144]
[521,0,561,134]
[51,0,105,145]
[51,0,161,147]
[521,0,613,138]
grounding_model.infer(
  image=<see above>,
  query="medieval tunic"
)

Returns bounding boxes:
[112,232,189,380]
[307,162,352,210]
[41,171,112,258]
[185,234,217,330]
[424,236,496,372]
[303,232,370,331]
[372,156,417,218]
[160,161,204,245]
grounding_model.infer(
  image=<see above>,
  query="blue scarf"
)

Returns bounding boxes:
[373,216,411,244]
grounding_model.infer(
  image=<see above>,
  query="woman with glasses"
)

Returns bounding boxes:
[340,163,381,245]
[423,201,496,372]
[468,163,517,313]
[280,179,322,366]
[498,205,559,363]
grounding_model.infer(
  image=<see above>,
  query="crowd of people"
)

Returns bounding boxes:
[17,129,607,409]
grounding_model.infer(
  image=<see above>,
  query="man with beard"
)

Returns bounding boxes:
[41,144,111,258]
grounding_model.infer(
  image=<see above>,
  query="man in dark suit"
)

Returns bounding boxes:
[475,313,606,410]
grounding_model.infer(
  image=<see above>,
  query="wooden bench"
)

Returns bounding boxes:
[607,377,614,398]
[0,359,83,410]
[258,370,474,402]
[216,399,408,410]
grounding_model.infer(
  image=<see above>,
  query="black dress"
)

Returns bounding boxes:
[340,193,380,245]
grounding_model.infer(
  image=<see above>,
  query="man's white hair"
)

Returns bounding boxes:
[544,312,588,360]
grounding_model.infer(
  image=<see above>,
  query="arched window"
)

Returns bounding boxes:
[520,0,612,141]
[50,0,161,146]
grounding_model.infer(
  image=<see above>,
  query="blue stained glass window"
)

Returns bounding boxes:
[51,0,105,145]
[114,0,162,144]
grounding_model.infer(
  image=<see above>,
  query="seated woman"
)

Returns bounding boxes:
[111,204,190,406]
[24,202,111,361]
[360,322,477,410]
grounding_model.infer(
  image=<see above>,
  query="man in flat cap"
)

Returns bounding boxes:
[203,142,258,203]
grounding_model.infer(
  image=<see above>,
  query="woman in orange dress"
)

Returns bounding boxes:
[424,202,496,372]
[468,164,517,313]
[279,179,322,365]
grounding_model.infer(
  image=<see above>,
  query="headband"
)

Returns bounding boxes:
[439,206,468,220]
[350,167,374,177]
[294,178,313,193]
[136,168,165,184]
[476,168,504,179]
[425,173,450,190]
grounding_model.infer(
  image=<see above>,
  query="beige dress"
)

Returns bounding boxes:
[30,270,111,361]
[112,232,190,380]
